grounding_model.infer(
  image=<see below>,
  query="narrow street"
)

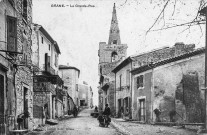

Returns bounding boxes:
[29,109,121,135]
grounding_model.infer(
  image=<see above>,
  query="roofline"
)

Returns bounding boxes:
[59,65,80,77]
[112,46,171,73]
[33,23,61,54]
[131,47,205,75]
[112,56,132,73]
[130,46,170,58]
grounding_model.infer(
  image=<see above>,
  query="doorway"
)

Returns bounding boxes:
[139,99,145,122]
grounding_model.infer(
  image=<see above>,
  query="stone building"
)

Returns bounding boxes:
[59,65,80,106]
[32,24,63,128]
[0,0,33,133]
[98,3,127,115]
[78,83,89,107]
[112,43,195,118]
[88,86,94,108]
[130,43,205,123]
[112,43,195,120]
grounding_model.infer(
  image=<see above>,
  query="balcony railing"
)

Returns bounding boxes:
[43,64,55,75]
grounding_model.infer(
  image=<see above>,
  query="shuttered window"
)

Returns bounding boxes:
[45,53,50,71]
[119,74,122,91]
[126,69,130,86]
[136,75,144,89]
[7,16,17,54]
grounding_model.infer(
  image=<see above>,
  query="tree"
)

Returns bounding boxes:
[121,0,207,37]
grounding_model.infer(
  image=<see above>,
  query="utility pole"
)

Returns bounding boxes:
[199,6,207,130]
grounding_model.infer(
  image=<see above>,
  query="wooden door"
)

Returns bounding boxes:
[139,99,145,121]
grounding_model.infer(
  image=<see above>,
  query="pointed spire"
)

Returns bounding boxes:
[108,3,121,45]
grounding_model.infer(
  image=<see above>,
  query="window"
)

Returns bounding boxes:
[49,44,50,50]
[126,69,130,86]
[119,74,122,91]
[41,37,43,44]
[111,51,118,62]
[23,0,27,21]
[76,84,78,91]
[137,75,143,89]
[7,16,17,55]
[55,54,58,67]
[113,40,117,44]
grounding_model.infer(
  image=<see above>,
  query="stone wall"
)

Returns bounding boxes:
[98,42,127,65]
[152,53,205,123]
[0,0,34,131]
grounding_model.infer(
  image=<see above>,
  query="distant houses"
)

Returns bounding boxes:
[0,1,93,134]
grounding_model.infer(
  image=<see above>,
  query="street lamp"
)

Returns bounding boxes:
[199,6,207,130]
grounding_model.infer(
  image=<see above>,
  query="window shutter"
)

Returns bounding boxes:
[7,16,17,53]
[137,76,140,89]
[45,53,48,71]
[126,70,130,86]
[140,75,143,87]
[134,78,137,90]
[48,56,50,67]
[47,55,51,72]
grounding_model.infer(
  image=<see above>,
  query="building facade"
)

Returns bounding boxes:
[59,65,80,106]
[78,83,89,107]
[112,42,196,119]
[88,86,93,108]
[131,44,205,123]
[32,24,63,128]
[98,3,127,115]
[0,0,34,134]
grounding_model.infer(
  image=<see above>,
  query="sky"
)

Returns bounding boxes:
[32,0,205,105]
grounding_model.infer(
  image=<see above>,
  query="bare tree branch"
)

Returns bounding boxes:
[146,0,170,34]
[171,0,177,16]
[120,0,128,7]
[149,19,205,32]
